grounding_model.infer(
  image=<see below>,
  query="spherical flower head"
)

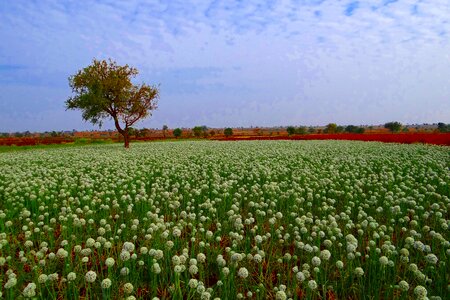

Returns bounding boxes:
[174,265,183,273]
[222,267,230,276]
[320,250,331,261]
[123,282,134,294]
[354,267,364,277]
[414,285,427,299]
[311,256,321,267]
[123,242,135,252]
[105,257,115,267]
[308,280,318,290]
[172,255,181,265]
[85,271,97,283]
[197,253,206,263]
[101,278,112,289]
[276,290,287,300]
[152,263,161,274]
[189,279,199,288]
[398,280,409,292]
[425,254,438,265]
[238,267,249,279]
[296,271,305,282]
[140,247,148,255]
[120,251,131,261]
[5,277,17,289]
[48,273,59,282]
[67,272,77,282]
[38,274,48,284]
[121,267,130,276]
[56,248,68,259]
[189,265,199,275]
[86,238,95,248]
[22,282,37,298]
[379,256,389,266]
[201,291,211,300]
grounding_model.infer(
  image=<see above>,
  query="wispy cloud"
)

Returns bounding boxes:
[1,0,449,131]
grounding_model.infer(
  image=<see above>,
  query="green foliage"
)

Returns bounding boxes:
[224,127,233,137]
[437,122,449,132]
[286,126,296,136]
[296,126,308,135]
[384,121,402,133]
[192,126,206,138]
[345,125,365,134]
[173,128,182,138]
[324,123,338,134]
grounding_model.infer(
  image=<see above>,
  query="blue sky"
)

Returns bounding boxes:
[1,0,449,132]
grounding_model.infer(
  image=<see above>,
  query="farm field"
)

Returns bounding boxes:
[0,140,449,299]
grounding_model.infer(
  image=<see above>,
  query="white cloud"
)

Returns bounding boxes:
[0,0,449,131]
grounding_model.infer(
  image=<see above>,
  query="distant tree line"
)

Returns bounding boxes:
[286,123,365,135]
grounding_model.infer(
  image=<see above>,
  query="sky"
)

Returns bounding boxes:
[1,0,450,132]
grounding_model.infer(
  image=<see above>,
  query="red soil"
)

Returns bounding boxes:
[213,133,450,146]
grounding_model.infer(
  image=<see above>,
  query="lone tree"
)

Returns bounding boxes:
[66,59,159,148]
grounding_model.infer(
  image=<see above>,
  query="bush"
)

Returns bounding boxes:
[384,122,402,133]
[173,128,182,138]
[224,128,233,137]
[296,126,307,135]
[286,126,296,136]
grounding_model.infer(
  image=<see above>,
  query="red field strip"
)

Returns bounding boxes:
[213,133,450,146]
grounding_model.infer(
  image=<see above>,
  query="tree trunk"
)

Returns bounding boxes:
[112,116,130,148]
[123,131,130,148]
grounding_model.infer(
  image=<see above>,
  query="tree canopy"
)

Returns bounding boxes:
[66,59,159,148]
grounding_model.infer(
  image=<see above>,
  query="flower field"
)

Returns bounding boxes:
[0,140,448,299]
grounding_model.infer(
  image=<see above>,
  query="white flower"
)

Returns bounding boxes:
[414,285,427,299]
[189,265,199,275]
[121,267,130,276]
[276,290,287,300]
[379,256,389,266]
[152,263,161,274]
[48,273,59,282]
[123,242,135,252]
[336,260,344,269]
[22,282,37,298]
[101,278,112,289]
[238,267,249,278]
[189,279,199,288]
[296,271,305,282]
[320,250,331,260]
[398,280,409,292]
[354,267,364,277]
[425,254,438,265]
[308,280,318,290]
[120,251,131,261]
[85,271,97,283]
[86,238,95,248]
[5,277,17,289]
[123,282,134,294]
[311,256,321,266]
[67,272,76,281]
[197,253,206,263]
[105,257,115,267]
[38,274,48,284]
